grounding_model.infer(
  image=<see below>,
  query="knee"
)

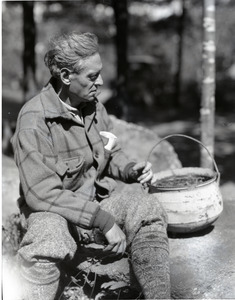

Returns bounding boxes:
[145,193,168,223]
[19,212,77,263]
[131,192,168,224]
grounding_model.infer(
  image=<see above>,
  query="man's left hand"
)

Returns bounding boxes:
[132,161,153,185]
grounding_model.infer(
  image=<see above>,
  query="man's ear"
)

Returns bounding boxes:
[60,68,71,85]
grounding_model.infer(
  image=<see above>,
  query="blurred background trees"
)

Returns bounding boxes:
[2,0,235,153]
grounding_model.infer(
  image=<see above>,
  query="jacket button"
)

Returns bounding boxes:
[94,152,99,158]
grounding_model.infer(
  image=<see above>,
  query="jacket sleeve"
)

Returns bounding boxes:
[107,146,138,183]
[12,127,114,230]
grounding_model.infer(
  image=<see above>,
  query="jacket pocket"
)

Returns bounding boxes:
[56,156,85,190]
[64,156,85,177]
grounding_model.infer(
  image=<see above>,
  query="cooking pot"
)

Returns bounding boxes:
[147,134,223,233]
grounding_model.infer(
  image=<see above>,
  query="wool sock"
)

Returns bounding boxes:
[131,225,171,299]
[21,279,60,300]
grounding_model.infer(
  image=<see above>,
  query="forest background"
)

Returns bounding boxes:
[2,0,235,184]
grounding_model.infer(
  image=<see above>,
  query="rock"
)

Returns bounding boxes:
[169,199,235,299]
[67,243,141,296]
[2,155,20,225]
[110,115,182,173]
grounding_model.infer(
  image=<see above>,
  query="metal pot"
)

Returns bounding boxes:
[148,134,223,233]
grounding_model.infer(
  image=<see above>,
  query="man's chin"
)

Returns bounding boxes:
[90,90,101,98]
[89,93,99,101]
[82,96,96,103]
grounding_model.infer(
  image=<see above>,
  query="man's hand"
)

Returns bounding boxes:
[132,161,153,185]
[104,223,126,256]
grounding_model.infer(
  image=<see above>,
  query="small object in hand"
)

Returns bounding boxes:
[129,168,142,180]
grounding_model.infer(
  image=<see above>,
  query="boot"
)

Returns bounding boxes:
[131,224,171,299]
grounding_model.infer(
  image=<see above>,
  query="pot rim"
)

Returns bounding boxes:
[150,167,218,192]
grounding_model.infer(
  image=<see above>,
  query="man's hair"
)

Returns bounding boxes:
[44,32,99,78]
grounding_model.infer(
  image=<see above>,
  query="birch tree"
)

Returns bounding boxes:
[200,0,216,168]
[174,0,187,109]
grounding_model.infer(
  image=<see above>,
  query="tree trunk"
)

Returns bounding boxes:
[174,0,186,109]
[112,0,129,119]
[200,0,216,168]
[22,1,37,101]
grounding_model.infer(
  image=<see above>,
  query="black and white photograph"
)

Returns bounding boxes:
[2,1,235,299]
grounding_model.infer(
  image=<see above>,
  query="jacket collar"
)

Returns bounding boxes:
[41,78,97,129]
[41,78,72,120]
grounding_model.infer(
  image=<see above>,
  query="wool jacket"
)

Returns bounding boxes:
[11,79,136,233]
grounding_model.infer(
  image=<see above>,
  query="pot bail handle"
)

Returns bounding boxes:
[146,133,220,181]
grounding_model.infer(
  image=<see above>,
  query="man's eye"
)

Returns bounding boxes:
[90,74,99,81]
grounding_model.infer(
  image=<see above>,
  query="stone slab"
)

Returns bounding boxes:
[169,198,235,299]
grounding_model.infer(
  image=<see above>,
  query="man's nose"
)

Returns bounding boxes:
[95,74,103,86]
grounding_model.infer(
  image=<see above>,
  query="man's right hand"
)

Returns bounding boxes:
[104,223,126,256]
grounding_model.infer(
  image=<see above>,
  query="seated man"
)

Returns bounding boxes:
[11,31,170,299]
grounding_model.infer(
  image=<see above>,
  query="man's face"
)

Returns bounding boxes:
[69,53,103,105]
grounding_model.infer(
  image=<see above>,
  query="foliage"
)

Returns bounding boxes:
[60,270,138,300]
[2,213,25,256]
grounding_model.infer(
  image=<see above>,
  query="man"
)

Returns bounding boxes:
[11,32,170,299]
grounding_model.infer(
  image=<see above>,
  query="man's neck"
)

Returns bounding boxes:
[56,82,80,108]
[58,88,73,107]
[51,77,85,109]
